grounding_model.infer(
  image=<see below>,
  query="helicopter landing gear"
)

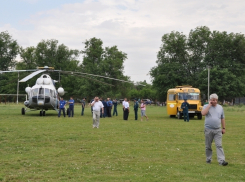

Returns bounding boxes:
[21,108,25,115]
[40,110,46,116]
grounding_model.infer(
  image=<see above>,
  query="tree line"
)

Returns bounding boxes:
[150,26,245,101]
[0,31,155,101]
[1,26,244,102]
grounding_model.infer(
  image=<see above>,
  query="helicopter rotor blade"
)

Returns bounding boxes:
[19,70,46,82]
[72,74,115,87]
[59,71,145,86]
[0,70,36,73]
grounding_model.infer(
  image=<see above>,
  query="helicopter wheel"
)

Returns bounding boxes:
[43,111,46,116]
[40,111,43,116]
[21,108,25,115]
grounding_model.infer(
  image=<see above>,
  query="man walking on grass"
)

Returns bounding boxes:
[91,96,104,128]
[201,93,228,166]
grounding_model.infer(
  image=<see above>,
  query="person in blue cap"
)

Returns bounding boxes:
[134,98,139,120]
[181,98,190,122]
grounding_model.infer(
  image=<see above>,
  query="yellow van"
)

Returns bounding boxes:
[167,86,203,119]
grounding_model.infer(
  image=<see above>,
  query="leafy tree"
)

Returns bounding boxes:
[79,37,131,99]
[0,31,19,71]
[150,26,245,101]
[150,31,189,101]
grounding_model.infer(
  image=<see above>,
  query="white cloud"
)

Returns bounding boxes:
[1,0,245,83]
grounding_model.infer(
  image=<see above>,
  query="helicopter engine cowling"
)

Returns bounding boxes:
[58,87,65,96]
[25,87,31,93]
[36,78,43,85]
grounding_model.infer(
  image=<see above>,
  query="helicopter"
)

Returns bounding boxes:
[0,66,142,116]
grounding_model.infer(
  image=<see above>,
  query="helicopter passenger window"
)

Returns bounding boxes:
[50,90,53,97]
[45,88,50,96]
[54,91,57,98]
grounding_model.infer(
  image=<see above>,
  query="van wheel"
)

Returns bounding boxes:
[170,115,175,118]
[198,113,202,120]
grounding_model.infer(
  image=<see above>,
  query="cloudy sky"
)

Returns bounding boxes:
[1,0,245,83]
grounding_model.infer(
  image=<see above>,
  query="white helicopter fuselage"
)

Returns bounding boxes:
[24,74,64,112]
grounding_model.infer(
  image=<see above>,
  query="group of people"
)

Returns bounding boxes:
[90,97,149,128]
[58,94,228,166]
[58,97,86,117]
[58,97,149,122]
[57,97,75,117]
[123,98,149,121]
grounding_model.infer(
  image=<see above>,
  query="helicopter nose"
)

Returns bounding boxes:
[32,95,50,104]
[38,100,44,106]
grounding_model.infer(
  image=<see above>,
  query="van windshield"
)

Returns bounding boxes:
[178,93,199,100]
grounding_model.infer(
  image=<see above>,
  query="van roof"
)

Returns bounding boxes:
[168,86,200,93]
[175,85,192,88]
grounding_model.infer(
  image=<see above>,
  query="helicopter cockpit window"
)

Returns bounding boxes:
[45,88,50,96]
[31,88,39,97]
[39,88,44,96]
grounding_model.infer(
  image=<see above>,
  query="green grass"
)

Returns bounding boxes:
[0,104,245,181]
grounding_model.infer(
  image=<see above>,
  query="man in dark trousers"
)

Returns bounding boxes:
[107,98,112,117]
[181,98,190,122]
[123,98,129,120]
[102,98,107,118]
[81,98,86,116]
[122,98,126,119]
[68,96,74,117]
[113,99,118,116]
[134,98,139,120]
[58,97,66,117]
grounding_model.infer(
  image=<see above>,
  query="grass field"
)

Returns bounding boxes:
[0,104,245,182]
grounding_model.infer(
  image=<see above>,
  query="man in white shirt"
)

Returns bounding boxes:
[123,98,130,120]
[91,96,104,128]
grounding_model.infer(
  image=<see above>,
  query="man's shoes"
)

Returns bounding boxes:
[206,160,211,164]
[220,161,228,166]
